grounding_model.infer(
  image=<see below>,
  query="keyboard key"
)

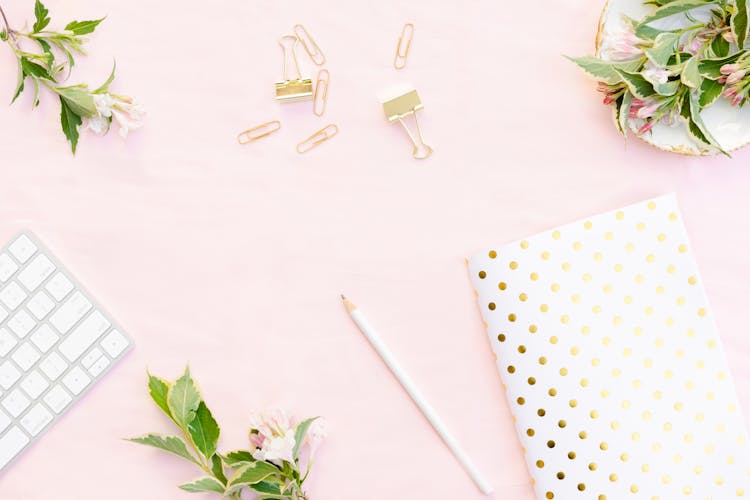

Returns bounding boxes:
[20,371,48,399]
[8,235,37,263]
[0,282,27,311]
[0,328,17,357]
[49,292,91,334]
[101,330,129,357]
[7,310,36,339]
[0,304,8,324]
[45,273,73,302]
[88,356,110,377]
[0,409,10,432]
[2,388,30,417]
[0,254,18,282]
[0,426,29,469]
[29,324,59,353]
[81,348,103,369]
[20,403,52,437]
[11,344,40,372]
[38,353,67,381]
[0,361,21,390]
[61,366,90,395]
[43,386,71,414]
[26,291,55,320]
[59,311,110,362]
[17,254,55,292]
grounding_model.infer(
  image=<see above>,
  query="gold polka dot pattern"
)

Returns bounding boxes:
[468,196,750,499]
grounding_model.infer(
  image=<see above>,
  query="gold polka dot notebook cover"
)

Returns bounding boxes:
[468,195,750,500]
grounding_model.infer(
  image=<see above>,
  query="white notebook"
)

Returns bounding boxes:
[468,195,749,499]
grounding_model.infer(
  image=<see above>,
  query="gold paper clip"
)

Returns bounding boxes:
[275,35,313,102]
[381,85,433,159]
[294,24,326,66]
[296,124,338,153]
[237,120,281,144]
[394,23,414,70]
[313,69,330,117]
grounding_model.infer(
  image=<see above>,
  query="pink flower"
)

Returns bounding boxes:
[684,36,705,55]
[721,64,741,75]
[643,65,670,85]
[248,409,296,466]
[724,86,739,98]
[304,419,327,460]
[733,94,744,106]
[601,22,643,61]
[727,70,747,85]
[723,31,737,43]
[638,121,655,135]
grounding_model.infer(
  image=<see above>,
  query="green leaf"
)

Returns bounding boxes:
[732,0,749,49]
[711,35,730,58]
[638,0,709,27]
[614,92,632,138]
[226,462,279,492]
[33,0,51,33]
[222,450,256,467]
[167,366,202,430]
[566,56,623,84]
[681,56,702,88]
[59,96,82,154]
[64,18,104,35]
[11,62,25,104]
[699,78,723,107]
[252,480,284,495]
[127,434,200,465]
[36,39,54,70]
[57,87,97,117]
[698,52,744,79]
[178,477,226,494]
[293,417,317,459]
[188,401,220,460]
[653,79,681,95]
[147,373,172,419]
[93,62,116,94]
[20,57,54,81]
[686,91,728,155]
[211,454,227,485]
[645,32,680,67]
[614,68,657,99]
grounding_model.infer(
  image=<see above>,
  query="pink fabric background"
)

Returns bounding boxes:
[0,0,749,498]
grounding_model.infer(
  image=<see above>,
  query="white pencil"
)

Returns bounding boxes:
[342,295,493,495]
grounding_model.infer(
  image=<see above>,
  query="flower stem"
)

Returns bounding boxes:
[0,3,15,40]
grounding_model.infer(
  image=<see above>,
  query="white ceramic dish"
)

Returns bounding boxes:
[597,0,750,155]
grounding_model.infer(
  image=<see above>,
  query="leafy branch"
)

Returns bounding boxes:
[0,1,143,154]
[130,366,324,500]
[568,0,750,155]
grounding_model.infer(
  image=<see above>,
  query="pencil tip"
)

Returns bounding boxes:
[340,294,346,300]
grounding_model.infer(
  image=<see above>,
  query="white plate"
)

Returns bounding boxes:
[596,0,750,155]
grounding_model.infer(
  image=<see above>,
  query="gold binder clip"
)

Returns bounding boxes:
[294,24,326,66]
[313,69,330,117]
[237,120,281,144]
[275,35,313,102]
[394,23,414,70]
[380,85,433,159]
[296,124,338,153]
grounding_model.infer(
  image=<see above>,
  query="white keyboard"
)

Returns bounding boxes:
[0,233,132,473]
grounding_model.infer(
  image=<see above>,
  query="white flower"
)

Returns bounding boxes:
[93,94,115,117]
[85,115,110,136]
[642,62,670,85]
[248,409,297,466]
[304,418,326,460]
[252,433,296,466]
[86,93,145,139]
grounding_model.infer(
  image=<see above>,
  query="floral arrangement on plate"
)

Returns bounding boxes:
[130,366,325,500]
[0,1,143,154]
[570,0,750,156]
